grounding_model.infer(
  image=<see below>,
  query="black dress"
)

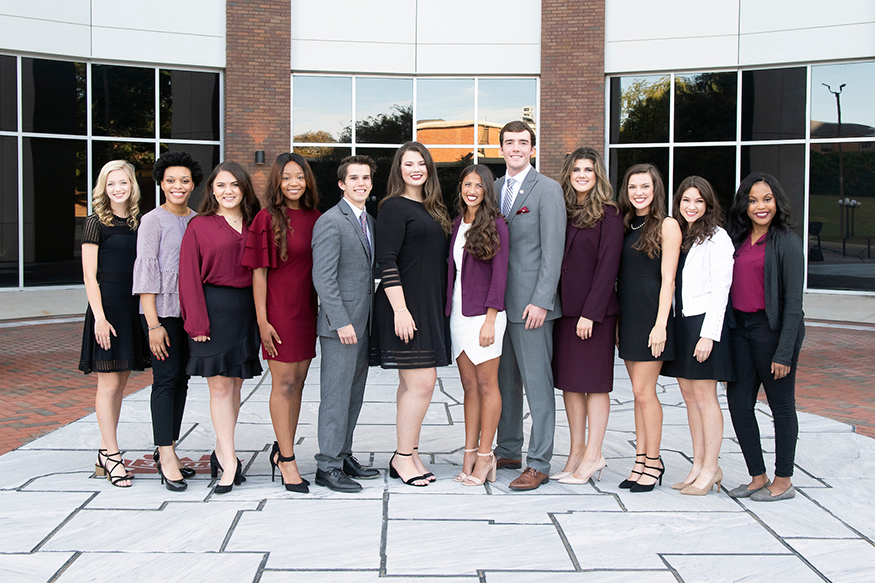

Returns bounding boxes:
[79,214,150,374]
[370,197,451,369]
[617,216,675,362]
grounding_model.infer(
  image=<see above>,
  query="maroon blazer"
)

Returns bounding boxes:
[445,215,510,317]
[559,206,623,322]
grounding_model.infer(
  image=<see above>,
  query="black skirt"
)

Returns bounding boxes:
[661,312,734,382]
[187,284,262,379]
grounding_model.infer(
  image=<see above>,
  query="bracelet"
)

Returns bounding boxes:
[148,323,164,331]
[394,307,407,314]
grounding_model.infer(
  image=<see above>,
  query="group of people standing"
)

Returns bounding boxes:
[79,120,804,502]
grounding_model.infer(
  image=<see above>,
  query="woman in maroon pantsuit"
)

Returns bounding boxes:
[551,147,623,485]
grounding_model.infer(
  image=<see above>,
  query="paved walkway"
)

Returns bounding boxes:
[1,316,875,582]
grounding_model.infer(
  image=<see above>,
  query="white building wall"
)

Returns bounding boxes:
[0,0,225,67]
[606,0,875,73]
[290,0,541,75]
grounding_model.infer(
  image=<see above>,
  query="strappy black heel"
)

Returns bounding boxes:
[619,452,646,489]
[413,447,436,482]
[269,441,309,493]
[95,449,132,488]
[389,452,428,487]
[630,455,665,493]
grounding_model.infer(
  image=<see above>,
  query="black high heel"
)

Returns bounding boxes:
[210,450,247,483]
[389,452,428,487]
[95,449,133,488]
[155,447,196,479]
[213,457,238,494]
[630,455,665,493]
[413,447,436,482]
[619,453,646,489]
[269,441,309,493]
[156,458,187,492]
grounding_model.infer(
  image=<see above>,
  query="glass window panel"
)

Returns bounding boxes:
[92,142,157,216]
[0,55,16,132]
[417,79,475,144]
[435,149,474,219]
[354,146,396,215]
[0,136,18,286]
[92,65,155,138]
[293,76,352,144]
[740,144,805,240]
[672,146,736,215]
[741,68,806,141]
[609,75,669,144]
[292,146,351,213]
[160,70,220,141]
[159,143,220,212]
[811,62,875,139]
[808,142,875,292]
[478,79,537,158]
[355,78,413,144]
[22,137,87,286]
[608,147,669,201]
[674,72,737,143]
[21,58,86,135]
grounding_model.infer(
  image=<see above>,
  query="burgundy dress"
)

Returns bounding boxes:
[552,207,623,393]
[243,208,320,363]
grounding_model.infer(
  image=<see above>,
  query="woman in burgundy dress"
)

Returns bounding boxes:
[243,153,320,493]
[179,161,262,494]
[551,148,623,486]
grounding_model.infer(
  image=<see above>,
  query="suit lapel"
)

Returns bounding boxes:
[507,167,537,224]
[563,222,577,263]
[340,201,371,261]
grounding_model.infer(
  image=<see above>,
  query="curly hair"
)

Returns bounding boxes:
[92,160,141,229]
[560,147,617,229]
[454,165,502,261]
[727,171,794,247]
[617,163,667,259]
[265,153,319,261]
[198,161,260,226]
[152,151,204,186]
[672,176,723,253]
[380,142,451,234]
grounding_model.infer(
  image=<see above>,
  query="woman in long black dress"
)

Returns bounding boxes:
[80,160,150,487]
[616,163,681,492]
[372,142,452,487]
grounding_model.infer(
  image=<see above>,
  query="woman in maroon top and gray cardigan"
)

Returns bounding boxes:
[445,164,509,487]
[179,161,262,494]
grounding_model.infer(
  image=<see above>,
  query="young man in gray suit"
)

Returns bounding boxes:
[311,155,381,492]
[494,121,566,490]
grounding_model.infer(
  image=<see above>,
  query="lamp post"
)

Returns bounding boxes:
[823,83,846,202]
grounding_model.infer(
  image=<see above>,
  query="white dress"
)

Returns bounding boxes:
[450,220,507,365]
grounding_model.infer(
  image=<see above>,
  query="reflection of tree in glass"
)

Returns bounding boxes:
[293,131,336,158]
[92,65,155,137]
[674,73,736,142]
[810,147,875,201]
[617,76,669,143]
[340,104,412,144]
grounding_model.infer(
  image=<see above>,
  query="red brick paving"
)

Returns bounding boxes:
[0,316,873,459]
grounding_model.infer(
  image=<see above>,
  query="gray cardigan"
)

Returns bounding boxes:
[729,228,805,366]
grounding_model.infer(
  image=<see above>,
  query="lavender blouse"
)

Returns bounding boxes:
[132,206,196,318]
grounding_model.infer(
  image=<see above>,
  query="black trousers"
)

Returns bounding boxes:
[142,315,190,446]
[726,310,804,478]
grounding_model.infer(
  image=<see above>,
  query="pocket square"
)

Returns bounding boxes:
[516,206,530,215]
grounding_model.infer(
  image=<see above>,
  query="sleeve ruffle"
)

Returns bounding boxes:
[132,256,161,294]
[242,211,279,269]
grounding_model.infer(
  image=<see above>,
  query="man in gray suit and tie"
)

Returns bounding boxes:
[494,120,566,490]
[312,155,381,492]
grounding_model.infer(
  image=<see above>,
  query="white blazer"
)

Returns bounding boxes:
[680,226,734,341]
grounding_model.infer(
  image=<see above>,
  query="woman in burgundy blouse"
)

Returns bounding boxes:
[725,172,804,502]
[243,153,320,493]
[179,161,262,494]
[551,148,623,486]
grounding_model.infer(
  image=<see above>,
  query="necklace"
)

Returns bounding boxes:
[631,218,646,230]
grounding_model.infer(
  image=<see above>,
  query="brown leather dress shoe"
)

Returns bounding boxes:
[495,456,522,470]
[509,467,549,490]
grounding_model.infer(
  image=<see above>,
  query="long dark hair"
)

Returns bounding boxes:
[727,171,793,247]
[672,175,723,253]
[455,165,502,261]
[617,163,667,258]
[559,147,616,229]
[198,161,259,226]
[265,153,319,261]
[380,142,451,234]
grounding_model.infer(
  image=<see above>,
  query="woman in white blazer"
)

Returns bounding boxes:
[662,176,735,496]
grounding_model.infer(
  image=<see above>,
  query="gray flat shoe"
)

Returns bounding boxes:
[750,485,796,502]
[727,480,771,498]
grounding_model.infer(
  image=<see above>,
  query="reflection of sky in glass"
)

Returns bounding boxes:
[478,79,537,126]
[293,76,351,142]
[357,78,412,121]
[811,62,875,128]
[417,79,474,122]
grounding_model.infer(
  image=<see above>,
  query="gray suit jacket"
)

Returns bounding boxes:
[311,199,375,339]
[495,167,566,324]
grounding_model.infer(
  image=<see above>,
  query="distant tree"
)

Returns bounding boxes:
[293,130,336,158]
[339,104,413,144]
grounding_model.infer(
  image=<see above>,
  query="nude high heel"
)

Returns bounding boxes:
[454,448,478,482]
[463,451,496,486]
[681,467,723,496]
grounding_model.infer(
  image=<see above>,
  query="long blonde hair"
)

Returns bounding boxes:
[92,160,141,229]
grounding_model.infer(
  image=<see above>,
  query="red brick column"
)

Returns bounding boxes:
[225,1,291,198]
[539,0,605,180]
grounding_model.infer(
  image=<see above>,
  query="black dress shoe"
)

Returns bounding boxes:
[315,468,362,492]
[343,455,380,480]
